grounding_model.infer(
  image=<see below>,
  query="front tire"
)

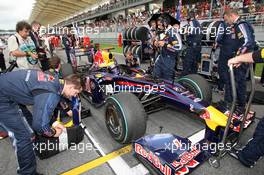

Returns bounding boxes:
[105,93,147,144]
[177,74,212,103]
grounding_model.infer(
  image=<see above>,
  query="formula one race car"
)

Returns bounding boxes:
[79,57,255,146]
[132,65,256,174]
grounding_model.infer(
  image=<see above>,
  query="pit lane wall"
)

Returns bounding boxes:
[87,32,119,45]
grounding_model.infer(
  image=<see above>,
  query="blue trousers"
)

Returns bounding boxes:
[0,93,36,175]
[0,105,33,133]
[217,52,230,90]
[238,117,264,166]
[182,46,201,76]
[153,54,176,81]
[225,64,248,107]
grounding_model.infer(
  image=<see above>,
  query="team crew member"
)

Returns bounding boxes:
[228,48,264,168]
[8,21,39,70]
[224,9,257,108]
[228,48,264,66]
[182,12,202,76]
[153,15,182,81]
[229,48,264,86]
[228,49,264,87]
[7,21,41,137]
[0,70,82,175]
[215,20,236,92]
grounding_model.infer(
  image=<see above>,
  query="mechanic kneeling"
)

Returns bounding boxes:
[0,70,82,175]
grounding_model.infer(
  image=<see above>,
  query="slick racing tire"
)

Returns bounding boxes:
[105,92,147,144]
[177,74,212,102]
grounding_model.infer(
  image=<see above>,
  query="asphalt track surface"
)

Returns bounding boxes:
[0,48,264,175]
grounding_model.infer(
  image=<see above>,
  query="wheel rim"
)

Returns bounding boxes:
[106,105,123,137]
[181,81,202,99]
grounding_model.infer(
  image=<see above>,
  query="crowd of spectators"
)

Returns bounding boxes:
[78,10,153,33]
[164,0,264,20]
[59,0,264,34]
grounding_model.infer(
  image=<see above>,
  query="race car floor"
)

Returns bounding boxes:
[0,48,264,175]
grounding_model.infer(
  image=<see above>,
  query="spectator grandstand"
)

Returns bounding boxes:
[54,0,264,34]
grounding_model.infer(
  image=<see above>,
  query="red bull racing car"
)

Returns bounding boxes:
[77,49,255,174]
[79,53,254,139]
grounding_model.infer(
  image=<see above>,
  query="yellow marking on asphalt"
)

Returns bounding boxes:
[61,144,132,175]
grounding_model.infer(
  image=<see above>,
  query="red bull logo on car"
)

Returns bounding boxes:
[174,159,200,175]
[135,143,201,175]
[135,143,172,175]
[172,145,200,174]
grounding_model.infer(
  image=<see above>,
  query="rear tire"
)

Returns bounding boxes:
[105,93,147,143]
[177,74,212,102]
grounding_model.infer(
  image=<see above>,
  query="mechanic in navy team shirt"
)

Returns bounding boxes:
[223,9,257,109]
[0,70,82,175]
[153,14,182,81]
[214,20,236,93]
[181,12,202,76]
[228,48,264,168]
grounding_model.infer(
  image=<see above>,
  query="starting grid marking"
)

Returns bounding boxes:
[61,145,132,175]
[61,123,149,175]
[61,126,206,175]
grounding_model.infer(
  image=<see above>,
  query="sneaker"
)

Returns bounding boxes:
[0,131,8,140]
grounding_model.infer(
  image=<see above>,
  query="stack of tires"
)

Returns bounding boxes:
[123,26,151,62]
[124,26,150,41]
[123,45,142,58]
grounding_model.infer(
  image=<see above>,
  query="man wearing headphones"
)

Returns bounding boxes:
[153,15,182,81]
